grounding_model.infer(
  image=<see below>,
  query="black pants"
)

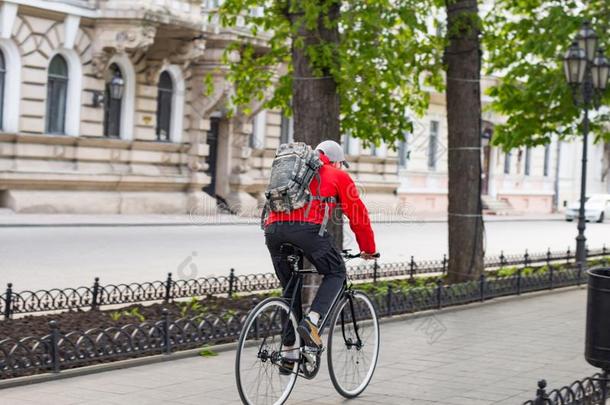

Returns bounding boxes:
[265,222,346,328]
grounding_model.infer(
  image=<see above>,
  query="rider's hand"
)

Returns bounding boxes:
[360,252,378,260]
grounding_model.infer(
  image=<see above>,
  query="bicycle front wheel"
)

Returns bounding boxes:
[327,291,380,398]
[235,297,300,405]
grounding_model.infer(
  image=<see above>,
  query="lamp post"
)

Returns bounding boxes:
[563,21,609,267]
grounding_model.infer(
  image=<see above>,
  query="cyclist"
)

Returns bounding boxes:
[263,140,378,370]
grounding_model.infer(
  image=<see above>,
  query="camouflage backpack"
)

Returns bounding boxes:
[261,142,335,235]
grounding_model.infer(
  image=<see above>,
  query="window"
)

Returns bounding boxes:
[524,147,532,176]
[504,151,512,174]
[46,55,69,134]
[250,110,266,149]
[279,113,293,144]
[342,132,350,155]
[104,64,123,138]
[543,144,550,177]
[0,51,5,130]
[428,120,439,170]
[398,131,409,168]
[156,71,173,142]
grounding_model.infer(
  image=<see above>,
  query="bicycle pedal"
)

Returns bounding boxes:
[302,346,323,354]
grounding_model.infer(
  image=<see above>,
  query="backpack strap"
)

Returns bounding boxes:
[304,171,322,218]
[260,203,269,230]
[302,172,337,235]
[318,196,336,236]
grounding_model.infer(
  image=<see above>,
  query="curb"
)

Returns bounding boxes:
[0,217,565,228]
[0,341,238,390]
[0,284,585,390]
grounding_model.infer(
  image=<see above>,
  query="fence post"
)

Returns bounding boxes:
[479,273,485,302]
[228,268,236,298]
[162,308,171,354]
[517,268,522,295]
[602,370,609,405]
[534,380,548,405]
[373,259,378,284]
[442,254,447,275]
[4,283,13,320]
[500,251,506,269]
[409,256,415,285]
[436,278,443,310]
[524,249,530,268]
[566,247,571,265]
[49,320,60,373]
[546,248,553,290]
[91,277,100,311]
[386,285,393,317]
[164,273,173,303]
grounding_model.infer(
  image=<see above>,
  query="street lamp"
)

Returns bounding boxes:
[563,21,610,267]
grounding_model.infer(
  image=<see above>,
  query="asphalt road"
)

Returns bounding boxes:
[1,220,609,290]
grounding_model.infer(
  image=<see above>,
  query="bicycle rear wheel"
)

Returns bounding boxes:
[235,297,300,405]
[327,291,380,398]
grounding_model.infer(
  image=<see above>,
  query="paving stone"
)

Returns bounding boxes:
[0,288,598,404]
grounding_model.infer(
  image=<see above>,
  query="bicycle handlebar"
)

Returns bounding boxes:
[342,251,380,259]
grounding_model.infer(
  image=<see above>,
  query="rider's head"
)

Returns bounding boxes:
[315,140,349,169]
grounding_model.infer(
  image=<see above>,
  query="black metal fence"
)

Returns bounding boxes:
[2,246,608,319]
[522,374,609,405]
[0,262,599,379]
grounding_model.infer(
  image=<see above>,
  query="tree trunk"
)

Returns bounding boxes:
[290,2,342,307]
[445,0,484,283]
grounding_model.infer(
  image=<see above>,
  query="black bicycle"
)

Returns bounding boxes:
[235,243,380,405]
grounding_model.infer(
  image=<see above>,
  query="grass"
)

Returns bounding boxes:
[199,345,218,357]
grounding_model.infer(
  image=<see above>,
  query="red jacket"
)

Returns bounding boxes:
[266,154,377,254]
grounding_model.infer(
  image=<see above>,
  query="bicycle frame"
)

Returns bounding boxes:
[260,250,362,379]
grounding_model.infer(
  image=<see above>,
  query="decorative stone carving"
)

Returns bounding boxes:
[91,23,158,77]
[145,58,167,83]
[171,38,206,69]
[91,51,113,78]
[115,25,156,53]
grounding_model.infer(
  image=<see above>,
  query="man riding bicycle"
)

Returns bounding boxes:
[263,140,379,371]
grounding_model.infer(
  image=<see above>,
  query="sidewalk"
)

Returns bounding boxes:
[0,212,565,227]
[0,288,595,404]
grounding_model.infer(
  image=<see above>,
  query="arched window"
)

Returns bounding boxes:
[0,51,5,130]
[104,63,124,138]
[156,71,173,141]
[46,55,69,134]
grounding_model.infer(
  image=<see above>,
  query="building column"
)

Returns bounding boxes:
[184,65,216,216]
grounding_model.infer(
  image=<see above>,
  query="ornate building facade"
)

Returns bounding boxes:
[0,0,606,216]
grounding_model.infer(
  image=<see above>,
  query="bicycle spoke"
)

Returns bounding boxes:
[236,299,299,405]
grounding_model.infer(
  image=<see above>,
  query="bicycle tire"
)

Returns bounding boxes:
[235,297,300,405]
[327,290,380,398]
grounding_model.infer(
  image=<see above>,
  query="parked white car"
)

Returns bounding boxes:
[565,194,610,223]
